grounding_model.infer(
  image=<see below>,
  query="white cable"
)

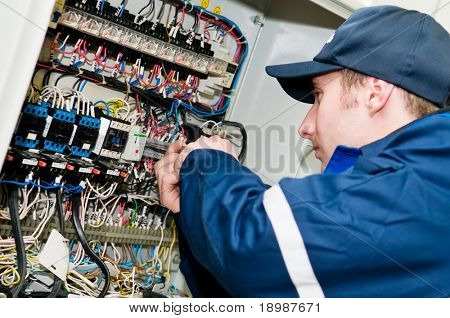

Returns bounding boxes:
[58,35,70,50]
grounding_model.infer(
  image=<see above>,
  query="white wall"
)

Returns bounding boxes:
[228,0,344,185]
[310,0,450,30]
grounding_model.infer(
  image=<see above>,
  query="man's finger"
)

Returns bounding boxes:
[173,143,198,173]
[160,173,180,189]
[166,140,186,155]
[156,161,177,182]
[154,153,179,171]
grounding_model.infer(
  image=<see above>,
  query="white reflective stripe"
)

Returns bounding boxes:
[263,184,324,298]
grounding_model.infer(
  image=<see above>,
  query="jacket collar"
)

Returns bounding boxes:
[324,107,450,174]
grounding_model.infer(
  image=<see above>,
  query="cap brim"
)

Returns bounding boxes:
[266,61,343,104]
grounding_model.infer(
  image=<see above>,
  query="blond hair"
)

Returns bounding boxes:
[340,69,438,118]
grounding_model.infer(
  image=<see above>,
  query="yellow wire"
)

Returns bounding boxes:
[0,265,20,286]
[164,221,177,282]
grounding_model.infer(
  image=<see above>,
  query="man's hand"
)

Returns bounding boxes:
[154,140,185,213]
[174,135,238,173]
[155,136,238,213]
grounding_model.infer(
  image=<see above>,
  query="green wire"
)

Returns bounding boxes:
[130,199,139,224]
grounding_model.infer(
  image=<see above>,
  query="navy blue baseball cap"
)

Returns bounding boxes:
[266,6,450,107]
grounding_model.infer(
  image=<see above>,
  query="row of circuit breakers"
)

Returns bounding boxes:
[59,0,239,87]
[6,0,247,182]
[11,100,157,180]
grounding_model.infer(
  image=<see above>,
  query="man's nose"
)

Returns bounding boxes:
[298,106,317,139]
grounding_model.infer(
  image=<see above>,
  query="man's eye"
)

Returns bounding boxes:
[313,91,322,102]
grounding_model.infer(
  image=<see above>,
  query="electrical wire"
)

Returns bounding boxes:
[71,195,110,298]
[7,186,26,298]
[138,0,155,17]
[46,189,65,298]
[54,73,72,87]
[221,120,247,162]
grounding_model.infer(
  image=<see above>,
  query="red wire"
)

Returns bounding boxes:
[176,9,185,27]
[52,44,77,56]
[97,47,117,70]
[36,62,103,85]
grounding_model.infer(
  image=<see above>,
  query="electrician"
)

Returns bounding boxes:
[155,6,450,297]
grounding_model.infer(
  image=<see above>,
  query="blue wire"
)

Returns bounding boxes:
[118,4,125,17]
[116,3,249,119]
[173,34,248,118]
[139,244,145,264]
[94,100,110,116]
[79,80,88,92]
[73,60,83,67]
[80,68,100,93]
[0,180,83,194]
[168,124,180,143]
[100,0,105,13]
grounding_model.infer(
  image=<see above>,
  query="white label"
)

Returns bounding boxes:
[42,116,53,138]
[100,149,121,159]
[93,117,111,155]
[82,143,91,150]
[38,229,69,281]
[79,167,93,174]
[110,120,131,132]
[106,169,120,176]
[26,133,37,141]
[52,162,67,170]
[22,158,38,166]
[68,125,78,146]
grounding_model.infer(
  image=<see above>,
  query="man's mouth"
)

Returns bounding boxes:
[313,146,320,159]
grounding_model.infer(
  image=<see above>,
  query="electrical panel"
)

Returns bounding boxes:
[0,0,248,298]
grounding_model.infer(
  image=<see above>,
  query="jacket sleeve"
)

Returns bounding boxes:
[178,149,299,297]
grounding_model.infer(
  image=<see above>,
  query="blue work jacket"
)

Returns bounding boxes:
[175,108,450,297]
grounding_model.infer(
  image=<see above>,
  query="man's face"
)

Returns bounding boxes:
[298,71,368,171]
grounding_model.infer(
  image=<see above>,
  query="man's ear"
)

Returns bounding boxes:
[365,77,395,116]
